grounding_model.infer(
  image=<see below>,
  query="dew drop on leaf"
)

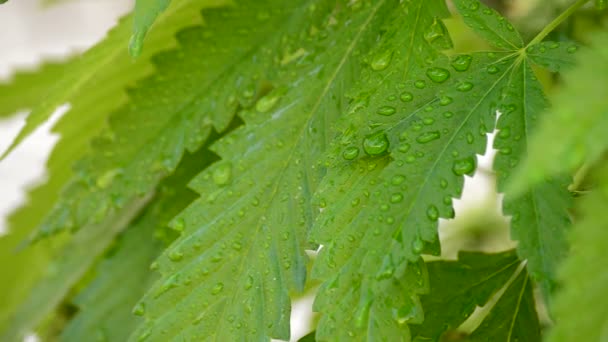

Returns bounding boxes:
[245,275,254,290]
[390,193,404,203]
[363,132,389,156]
[377,105,397,116]
[391,175,406,185]
[451,55,473,72]
[412,238,424,254]
[416,131,441,144]
[398,143,411,153]
[426,205,439,221]
[255,93,281,113]
[414,80,426,89]
[168,250,184,262]
[456,81,474,92]
[370,49,393,71]
[171,218,185,233]
[132,302,145,316]
[439,95,453,106]
[211,283,224,295]
[487,65,499,74]
[452,157,476,175]
[96,168,123,189]
[400,91,414,102]
[212,162,232,186]
[426,67,451,83]
[342,146,360,160]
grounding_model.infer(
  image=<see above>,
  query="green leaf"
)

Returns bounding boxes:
[130,0,172,57]
[527,40,580,73]
[411,251,540,341]
[312,0,571,337]
[0,196,150,341]
[511,32,608,191]
[0,58,73,118]
[468,263,540,341]
[131,1,413,340]
[33,0,298,240]
[60,148,207,342]
[454,0,523,50]
[411,251,521,340]
[0,0,226,160]
[548,161,608,342]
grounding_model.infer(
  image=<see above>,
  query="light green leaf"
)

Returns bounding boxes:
[510,31,608,192]
[131,1,411,340]
[130,0,172,57]
[0,0,227,160]
[454,0,523,50]
[60,148,207,342]
[527,40,580,72]
[32,0,296,240]
[548,161,608,342]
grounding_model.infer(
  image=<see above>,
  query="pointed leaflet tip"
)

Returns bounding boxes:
[130,0,172,58]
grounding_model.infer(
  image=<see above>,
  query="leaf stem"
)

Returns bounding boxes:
[527,0,590,47]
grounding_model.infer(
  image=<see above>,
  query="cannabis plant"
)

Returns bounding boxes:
[1,0,607,340]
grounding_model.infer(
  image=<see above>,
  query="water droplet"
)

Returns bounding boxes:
[245,275,254,290]
[232,241,243,251]
[452,157,476,175]
[211,283,224,295]
[567,45,577,53]
[466,133,474,144]
[212,162,232,186]
[168,250,184,262]
[363,132,389,156]
[424,18,448,44]
[255,93,281,113]
[412,238,424,253]
[351,198,360,207]
[96,169,122,189]
[426,205,439,221]
[398,143,411,153]
[500,147,512,155]
[426,67,451,83]
[414,80,426,89]
[498,127,511,139]
[342,146,360,160]
[416,131,440,144]
[171,218,185,233]
[423,117,435,125]
[469,2,480,10]
[400,92,414,102]
[133,302,145,316]
[377,106,397,116]
[456,81,474,92]
[487,65,499,74]
[390,193,404,203]
[443,111,454,118]
[371,49,393,71]
[391,175,406,185]
[451,55,473,72]
[440,178,448,188]
[439,95,453,106]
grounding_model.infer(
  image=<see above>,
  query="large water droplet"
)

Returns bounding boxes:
[416,131,440,144]
[391,175,406,185]
[342,146,360,160]
[212,162,232,186]
[363,132,389,156]
[426,67,451,83]
[451,55,473,72]
[377,106,397,116]
[452,157,476,175]
[371,49,393,71]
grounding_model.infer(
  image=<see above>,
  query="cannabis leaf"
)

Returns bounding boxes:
[311,0,572,337]
[59,148,207,342]
[548,161,608,342]
[131,1,412,340]
[412,251,540,341]
[130,0,172,57]
[511,32,608,192]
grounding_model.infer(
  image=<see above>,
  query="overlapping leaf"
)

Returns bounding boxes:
[549,161,608,342]
[130,0,172,57]
[311,0,572,338]
[0,0,228,335]
[31,0,303,241]
[511,32,608,192]
[412,251,540,341]
[130,1,410,340]
[59,148,208,342]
